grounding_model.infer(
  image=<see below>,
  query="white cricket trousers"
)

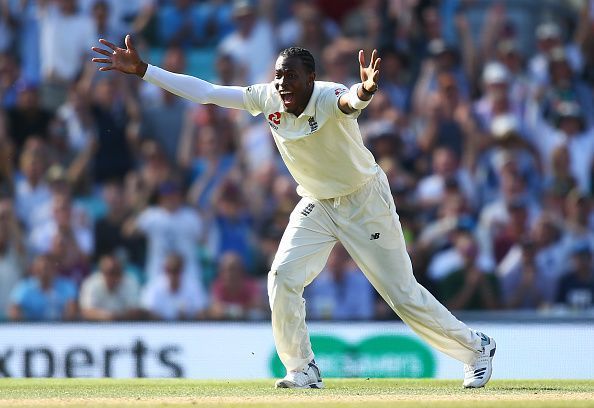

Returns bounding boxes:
[267,169,482,373]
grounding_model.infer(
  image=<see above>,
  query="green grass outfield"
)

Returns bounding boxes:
[0,379,593,408]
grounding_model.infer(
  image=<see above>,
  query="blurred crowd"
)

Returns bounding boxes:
[1,0,594,322]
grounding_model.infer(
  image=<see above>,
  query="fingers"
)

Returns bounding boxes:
[92,58,111,64]
[369,49,377,68]
[99,38,118,51]
[373,56,381,72]
[92,47,112,57]
[99,66,114,71]
[372,70,380,83]
[125,34,135,52]
[360,49,380,68]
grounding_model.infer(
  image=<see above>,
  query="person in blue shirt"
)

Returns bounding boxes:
[8,254,77,321]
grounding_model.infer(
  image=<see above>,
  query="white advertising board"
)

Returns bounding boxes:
[0,322,592,379]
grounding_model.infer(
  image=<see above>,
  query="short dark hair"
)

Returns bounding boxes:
[279,47,315,74]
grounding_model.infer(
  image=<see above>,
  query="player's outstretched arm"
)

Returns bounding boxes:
[338,49,381,115]
[91,35,247,110]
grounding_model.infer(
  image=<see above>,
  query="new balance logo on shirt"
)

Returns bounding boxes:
[370,233,380,240]
[301,203,315,216]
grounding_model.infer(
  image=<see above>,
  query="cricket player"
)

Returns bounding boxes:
[92,35,496,389]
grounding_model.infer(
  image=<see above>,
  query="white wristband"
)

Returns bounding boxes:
[348,84,373,110]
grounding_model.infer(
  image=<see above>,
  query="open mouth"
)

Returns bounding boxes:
[279,91,295,106]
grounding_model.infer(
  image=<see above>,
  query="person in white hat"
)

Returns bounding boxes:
[528,22,583,86]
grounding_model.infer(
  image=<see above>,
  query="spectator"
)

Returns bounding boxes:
[0,52,24,109]
[531,214,566,304]
[186,125,238,212]
[156,0,201,48]
[55,85,96,157]
[541,48,594,127]
[48,224,90,287]
[305,244,374,320]
[5,83,53,157]
[415,146,476,215]
[416,72,476,161]
[473,63,523,133]
[91,0,125,42]
[498,238,546,309]
[527,100,594,195]
[218,0,275,84]
[127,180,204,282]
[212,180,255,270]
[562,189,594,254]
[90,76,136,183]
[436,230,500,311]
[0,198,25,320]
[94,180,145,266]
[209,251,264,319]
[38,0,96,109]
[14,144,51,229]
[528,22,582,87]
[8,254,77,321]
[29,192,93,256]
[141,253,209,320]
[556,241,594,310]
[140,46,189,164]
[79,253,145,320]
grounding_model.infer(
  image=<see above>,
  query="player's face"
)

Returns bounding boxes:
[274,55,315,115]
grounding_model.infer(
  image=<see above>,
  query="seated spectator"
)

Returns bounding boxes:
[94,180,145,267]
[14,144,51,230]
[29,193,93,256]
[48,226,89,287]
[212,180,255,271]
[556,241,594,310]
[531,213,566,303]
[141,253,209,320]
[491,198,530,263]
[79,253,145,321]
[0,198,25,320]
[561,189,594,254]
[304,244,374,320]
[415,146,476,215]
[209,252,264,320]
[127,180,204,282]
[498,238,547,309]
[8,254,77,321]
[436,230,500,310]
[427,217,494,283]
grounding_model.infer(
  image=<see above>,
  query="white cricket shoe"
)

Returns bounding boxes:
[463,332,496,388]
[275,360,324,389]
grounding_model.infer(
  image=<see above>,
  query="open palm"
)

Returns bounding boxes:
[91,35,147,76]
[359,49,381,94]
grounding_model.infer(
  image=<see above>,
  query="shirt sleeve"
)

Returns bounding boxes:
[242,83,270,116]
[321,83,361,120]
[143,64,247,110]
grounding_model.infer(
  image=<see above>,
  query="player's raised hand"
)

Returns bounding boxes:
[358,49,381,94]
[91,34,148,77]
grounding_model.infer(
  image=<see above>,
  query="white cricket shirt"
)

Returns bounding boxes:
[243,81,378,199]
